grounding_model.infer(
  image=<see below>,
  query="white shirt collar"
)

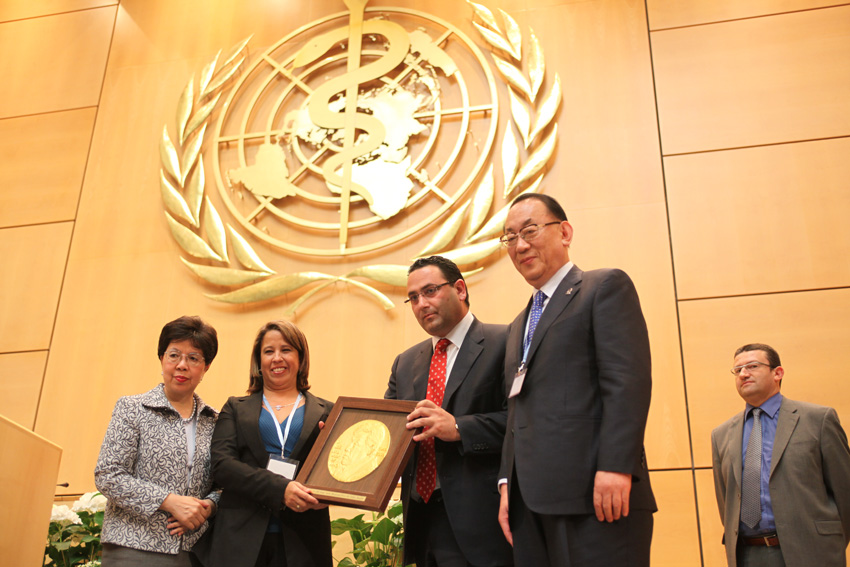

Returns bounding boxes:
[537,261,574,299]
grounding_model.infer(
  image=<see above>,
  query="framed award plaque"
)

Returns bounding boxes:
[295,397,418,511]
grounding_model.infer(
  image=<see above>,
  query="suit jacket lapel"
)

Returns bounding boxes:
[524,266,583,364]
[412,343,432,400]
[443,317,483,406]
[770,398,799,478]
[239,393,271,466]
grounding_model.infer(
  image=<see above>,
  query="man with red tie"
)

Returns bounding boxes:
[385,256,513,567]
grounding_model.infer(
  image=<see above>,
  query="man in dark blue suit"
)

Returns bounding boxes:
[497,194,656,567]
[386,256,513,567]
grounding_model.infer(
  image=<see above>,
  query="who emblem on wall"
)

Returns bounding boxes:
[159,0,561,312]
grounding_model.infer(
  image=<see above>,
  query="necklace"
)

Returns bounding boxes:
[180,397,197,423]
[273,401,296,411]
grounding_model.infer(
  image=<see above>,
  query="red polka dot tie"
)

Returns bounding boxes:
[416,338,450,503]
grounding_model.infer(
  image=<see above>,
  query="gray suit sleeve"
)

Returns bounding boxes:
[711,428,728,528]
[820,407,850,544]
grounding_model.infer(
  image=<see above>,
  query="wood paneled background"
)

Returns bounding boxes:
[1,1,847,565]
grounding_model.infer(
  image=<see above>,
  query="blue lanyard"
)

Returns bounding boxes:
[262,393,302,457]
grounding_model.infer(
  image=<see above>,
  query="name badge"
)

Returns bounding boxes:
[508,365,527,398]
[267,454,299,480]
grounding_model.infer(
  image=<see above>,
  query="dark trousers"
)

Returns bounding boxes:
[737,543,786,567]
[255,531,288,567]
[509,480,653,567]
[408,493,475,567]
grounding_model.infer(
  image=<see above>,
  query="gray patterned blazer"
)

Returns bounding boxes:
[94,383,219,554]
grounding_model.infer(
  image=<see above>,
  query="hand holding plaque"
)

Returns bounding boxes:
[295,397,418,511]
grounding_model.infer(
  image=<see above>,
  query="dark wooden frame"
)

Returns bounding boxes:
[296,396,418,511]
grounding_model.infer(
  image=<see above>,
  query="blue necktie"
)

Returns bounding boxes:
[524,291,547,352]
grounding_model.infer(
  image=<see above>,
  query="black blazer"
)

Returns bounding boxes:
[197,390,333,567]
[386,317,512,567]
[500,266,657,516]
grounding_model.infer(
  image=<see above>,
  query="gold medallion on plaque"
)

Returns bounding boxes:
[159,0,561,311]
[327,419,391,483]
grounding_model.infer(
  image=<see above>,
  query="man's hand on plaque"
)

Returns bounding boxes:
[406,399,460,442]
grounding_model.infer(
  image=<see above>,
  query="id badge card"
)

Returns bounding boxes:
[267,454,299,480]
[508,364,527,398]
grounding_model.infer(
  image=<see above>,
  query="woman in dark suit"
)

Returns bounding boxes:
[199,320,333,567]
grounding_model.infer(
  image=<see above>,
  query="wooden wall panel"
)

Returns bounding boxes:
[519,0,666,212]
[0,6,115,119]
[0,416,62,567]
[665,138,850,300]
[651,6,850,155]
[650,470,702,567]
[0,1,116,24]
[111,0,311,70]
[680,288,850,468]
[0,108,96,228]
[695,469,725,567]
[0,351,47,429]
[647,0,845,30]
[570,203,689,470]
[0,223,72,352]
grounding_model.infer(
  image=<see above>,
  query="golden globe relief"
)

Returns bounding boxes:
[159,0,561,312]
[327,419,391,483]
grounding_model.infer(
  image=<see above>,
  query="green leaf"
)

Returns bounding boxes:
[350,529,368,547]
[387,502,404,520]
[371,517,399,545]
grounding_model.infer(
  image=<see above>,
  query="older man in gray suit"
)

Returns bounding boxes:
[712,343,850,566]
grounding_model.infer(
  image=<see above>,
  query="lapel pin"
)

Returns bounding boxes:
[566,287,573,295]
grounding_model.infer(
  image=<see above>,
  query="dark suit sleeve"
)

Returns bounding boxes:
[820,407,850,543]
[384,355,401,400]
[592,269,652,474]
[210,397,288,512]
[499,317,522,482]
[454,325,508,456]
[455,406,507,456]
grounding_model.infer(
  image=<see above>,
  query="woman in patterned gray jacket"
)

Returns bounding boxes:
[94,316,221,566]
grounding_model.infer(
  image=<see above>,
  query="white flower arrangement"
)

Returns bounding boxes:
[45,493,104,566]
[49,505,83,527]
[71,492,107,515]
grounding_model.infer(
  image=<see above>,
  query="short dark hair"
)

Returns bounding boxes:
[409,255,469,306]
[157,316,218,365]
[248,320,311,394]
[735,343,781,368]
[511,193,568,221]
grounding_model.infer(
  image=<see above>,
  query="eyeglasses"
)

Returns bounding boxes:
[164,350,205,367]
[730,361,773,376]
[499,221,561,247]
[405,282,451,304]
